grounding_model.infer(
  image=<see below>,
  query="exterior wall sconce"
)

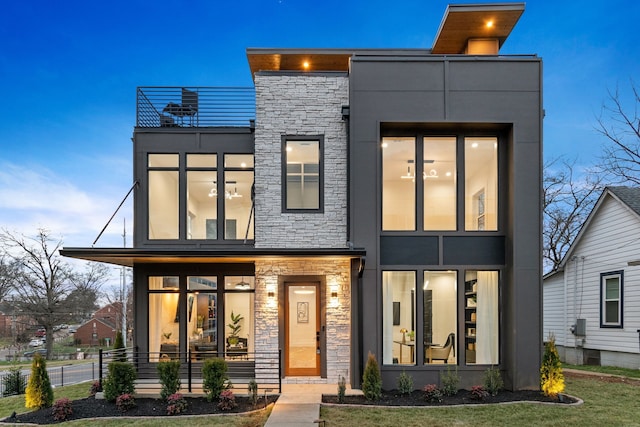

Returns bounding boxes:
[331,290,338,299]
[267,291,275,298]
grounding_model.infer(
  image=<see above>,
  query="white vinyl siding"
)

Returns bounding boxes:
[543,193,640,355]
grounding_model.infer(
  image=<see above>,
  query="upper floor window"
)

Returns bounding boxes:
[464,137,497,231]
[601,271,623,328]
[283,137,323,212]
[147,153,254,241]
[149,154,179,239]
[381,133,498,232]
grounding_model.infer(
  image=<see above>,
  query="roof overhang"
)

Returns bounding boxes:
[60,247,366,268]
[432,3,525,54]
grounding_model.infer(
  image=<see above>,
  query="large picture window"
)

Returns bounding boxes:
[382,133,498,232]
[600,271,623,328]
[147,152,254,241]
[283,137,323,212]
[147,271,255,361]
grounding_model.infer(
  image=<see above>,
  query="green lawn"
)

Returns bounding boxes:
[563,363,640,379]
[2,368,639,427]
[320,374,640,427]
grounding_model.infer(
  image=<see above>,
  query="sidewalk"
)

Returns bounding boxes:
[264,383,362,427]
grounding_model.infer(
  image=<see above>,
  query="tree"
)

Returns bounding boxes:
[596,81,640,185]
[540,334,565,398]
[0,228,110,359]
[0,255,18,303]
[543,157,603,273]
[25,353,54,409]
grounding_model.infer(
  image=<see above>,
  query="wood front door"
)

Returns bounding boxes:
[285,282,321,376]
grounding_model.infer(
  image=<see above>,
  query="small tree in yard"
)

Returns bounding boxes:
[25,353,54,409]
[157,359,182,400]
[362,351,382,401]
[202,358,229,402]
[541,334,565,398]
[113,330,127,362]
[102,361,137,402]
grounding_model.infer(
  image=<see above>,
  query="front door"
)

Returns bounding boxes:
[285,283,320,376]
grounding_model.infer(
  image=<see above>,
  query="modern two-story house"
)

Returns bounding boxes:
[62,3,542,391]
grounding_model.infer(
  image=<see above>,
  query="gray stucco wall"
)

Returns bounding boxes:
[253,73,349,249]
[348,55,543,390]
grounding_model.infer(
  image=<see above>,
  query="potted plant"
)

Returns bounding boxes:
[227,311,244,345]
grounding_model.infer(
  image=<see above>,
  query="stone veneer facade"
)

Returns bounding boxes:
[254,258,352,384]
[252,73,352,383]
[253,73,349,249]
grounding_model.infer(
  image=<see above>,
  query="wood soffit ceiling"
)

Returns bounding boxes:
[432,3,525,54]
[246,5,524,77]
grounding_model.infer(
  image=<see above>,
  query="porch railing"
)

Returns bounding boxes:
[136,86,256,128]
[98,347,281,394]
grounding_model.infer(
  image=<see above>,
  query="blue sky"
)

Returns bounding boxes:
[1,0,638,251]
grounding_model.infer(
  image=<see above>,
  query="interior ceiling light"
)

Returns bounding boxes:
[400,160,415,179]
[235,277,251,290]
[425,169,439,179]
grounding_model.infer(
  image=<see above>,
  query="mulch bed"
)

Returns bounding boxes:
[3,395,278,425]
[322,388,578,406]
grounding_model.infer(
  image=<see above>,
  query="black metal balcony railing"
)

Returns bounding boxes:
[137,87,256,128]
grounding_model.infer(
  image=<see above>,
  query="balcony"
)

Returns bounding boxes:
[136,86,255,128]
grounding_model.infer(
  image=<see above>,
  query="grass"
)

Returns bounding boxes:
[320,374,640,427]
[2,365,638,427]
[0,381,272,427]
[563,363,640,379]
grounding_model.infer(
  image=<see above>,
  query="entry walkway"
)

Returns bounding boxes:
[264,383,363,427]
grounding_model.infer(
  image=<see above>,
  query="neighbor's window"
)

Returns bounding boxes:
[465,270,499,365]
[423,137,456,230]
[423,271,457,364]
[284,138,322,211]
[601,271,623,328]
[465,137,497,231]
[382,271,416,365]
[382,137,416,230]
[148,154,179,239]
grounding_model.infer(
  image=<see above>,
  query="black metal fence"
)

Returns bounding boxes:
[0,362,98,398]
[136,86,256,128]
[98,347,282,394]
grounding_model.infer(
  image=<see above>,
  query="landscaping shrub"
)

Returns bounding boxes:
[157,359,181,399]
[113,330,127,362]
[88,380,102,396]
[422,384,443,403]
[102,361,137,402]
[483,365,503,396]
[397,370,413,395]
[202,357,229,402]
[248,379,259,406]
[166,393,188,415]
[115,393,136,412]
[218,389,237,411]
[52,398,73,421]
[440,366,459,397]
[541,334,565,398]
[2,366,26,397]
[362,351,382,401]
[470,385,489,400]
[337,375,347,403]
[25,353,54,409]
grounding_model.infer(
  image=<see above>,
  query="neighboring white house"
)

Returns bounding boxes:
[543,186,640,369]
